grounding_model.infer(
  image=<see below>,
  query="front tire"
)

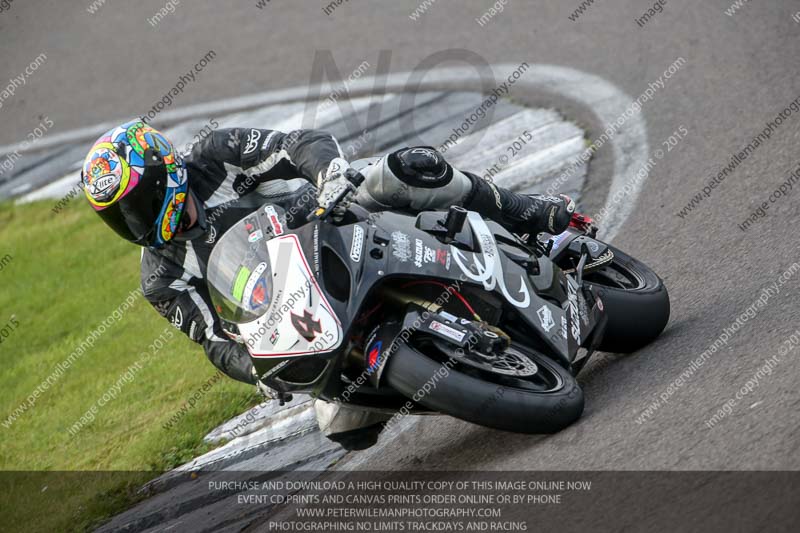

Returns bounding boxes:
[583,245,670,353]
[384,342,583,434]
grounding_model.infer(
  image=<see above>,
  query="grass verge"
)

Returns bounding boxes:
[0,199,258,531]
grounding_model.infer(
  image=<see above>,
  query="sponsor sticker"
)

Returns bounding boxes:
[350,225,365,263]
[479,233,496,258]
[579,297,590,326]
[249,278,268,309]
[429,320,466,343]
[536,305,556,332]
[414,238,424,268]
[367,339,383,372]
[90,174,119,199]
[242,262,268,306]
[566,277,581,341]
[248,229,264,242]
[264,205,284,236]
[312,224,320,275]
[436,248,450,269]
[391,231,412,262]
[261,358,291,379]
[269,329,280,345]
[414,238,439,268]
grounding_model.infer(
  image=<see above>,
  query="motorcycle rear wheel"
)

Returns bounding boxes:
[384,341,583,434]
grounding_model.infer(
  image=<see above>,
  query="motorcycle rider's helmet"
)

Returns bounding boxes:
[81,120,188,248]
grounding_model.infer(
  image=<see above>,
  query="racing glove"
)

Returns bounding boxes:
[316,157,358,217]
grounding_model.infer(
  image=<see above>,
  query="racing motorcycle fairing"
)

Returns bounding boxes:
[206,207,345,388]
[207,206,343,359]
[348,210,602,368]
[237,233,343,359]
[208,202,605,398]
[330,209,603,365]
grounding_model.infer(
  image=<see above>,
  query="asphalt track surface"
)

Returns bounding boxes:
[3,0,800,529]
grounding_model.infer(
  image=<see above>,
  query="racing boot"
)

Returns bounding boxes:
[462,172,575,236]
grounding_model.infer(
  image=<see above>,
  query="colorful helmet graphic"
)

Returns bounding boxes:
[82,120,188,248]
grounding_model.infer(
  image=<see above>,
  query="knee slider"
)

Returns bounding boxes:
[387,146,453,188]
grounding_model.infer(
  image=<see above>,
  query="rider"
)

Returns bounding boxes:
[81,120,573,449]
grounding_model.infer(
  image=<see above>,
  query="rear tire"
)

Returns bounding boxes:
[384,342,583,434]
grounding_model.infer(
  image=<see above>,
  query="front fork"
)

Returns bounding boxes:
[563,212,608,374]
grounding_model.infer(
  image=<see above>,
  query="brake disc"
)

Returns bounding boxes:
[434,340,539,377]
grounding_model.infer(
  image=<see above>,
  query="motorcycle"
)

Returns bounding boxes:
[207,167,669,434]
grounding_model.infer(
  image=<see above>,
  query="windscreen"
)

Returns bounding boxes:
[207,213,274,324]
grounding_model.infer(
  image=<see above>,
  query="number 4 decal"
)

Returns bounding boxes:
[290,310,323,341]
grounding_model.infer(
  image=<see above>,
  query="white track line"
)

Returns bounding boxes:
[3,64,647,239]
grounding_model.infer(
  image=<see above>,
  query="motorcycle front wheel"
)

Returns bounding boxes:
[383,341,583,434]
[562,243,670,353]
